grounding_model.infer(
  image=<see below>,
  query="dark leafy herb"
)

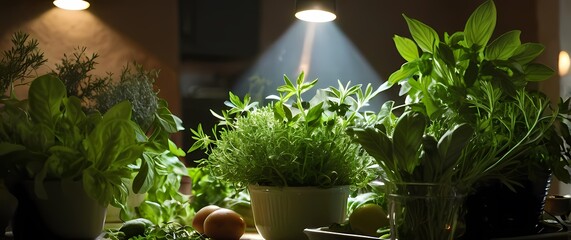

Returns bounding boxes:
[53,47,112,107]
[0,31,46,97]
[92,62,160,130]
[350,0,570,191]
[0,32,187,216]
[0,74,144,207]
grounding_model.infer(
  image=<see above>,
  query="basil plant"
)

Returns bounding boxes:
[351,0,571,191]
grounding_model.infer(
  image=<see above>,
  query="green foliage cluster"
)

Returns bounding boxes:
[350,0,571,191]
[189,72,381,188]
[0,32,187,214]
[93,62,160,130]
[0,75,144,207]
[104,221,204,240]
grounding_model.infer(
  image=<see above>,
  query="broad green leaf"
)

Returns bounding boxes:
[273,101,287,121]
[447,31,465,47]
[378,101,395,120]
[62,97,86,126]
[388,62,418,85]
[86,119,137,170]
[138,201,162,221]
[485,30,521,60]
[133,154,155,194]
[353,128,393,169]
[493,59,524,75]
[392,112,425,174]
[524,63,555,81]
[227,92,243,109]
[113,144,144,167]
[437,123,473,169]
[296,71,305,86]
[510,43,545,65]
[421,135,439,181]
[418,76,439,118]
[102,100,132,123]
[398,80,412,96]
[418,53,433,75]
[403,14,440,53]
[464,0,497,50]
[0,142,25,155]
[28,74,66,126]
[155,107,179,133]
[300,79,319,94]
[168,139,186,157]
[305,102,324,126]
[394,35,419,62]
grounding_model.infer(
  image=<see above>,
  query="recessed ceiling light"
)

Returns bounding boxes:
[295,0,336,23]
[53,0,90,11]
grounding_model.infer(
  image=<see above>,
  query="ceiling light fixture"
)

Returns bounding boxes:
[53,0,90,11]
[295,0,336,23]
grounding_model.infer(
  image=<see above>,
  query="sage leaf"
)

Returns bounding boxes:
[511,43,544,65]
[156,106,180,133]
[437,123,473,170]
[421,135,439,181]
[464,0,496,50]
[403,14,439,53]
[133,154,155,194]
[101,100,132,122]
[485,30,521,60]
[388,62,418,85]
[394,35,419,62]
[524,63,555,81]
[28,74,66,126]
[393,112,425,174]
[354,127,394,170]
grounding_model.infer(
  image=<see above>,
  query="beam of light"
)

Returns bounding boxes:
[232,21,386,111]
[560,50,570,77]
[53,0,90,11]
[298,23,317,75]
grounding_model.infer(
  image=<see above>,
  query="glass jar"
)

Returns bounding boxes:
[387,182,465,240]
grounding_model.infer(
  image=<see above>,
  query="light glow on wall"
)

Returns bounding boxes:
[559,50,570,77]
[233,21,385,110]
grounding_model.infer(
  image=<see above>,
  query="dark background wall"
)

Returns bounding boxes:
[0,0,561,165]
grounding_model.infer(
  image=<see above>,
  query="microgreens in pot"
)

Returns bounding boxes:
[189,72,381,189]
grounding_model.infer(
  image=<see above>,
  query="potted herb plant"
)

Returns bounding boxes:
[189,72,381,240]
[350,1,571,239]
[0,32,185,239]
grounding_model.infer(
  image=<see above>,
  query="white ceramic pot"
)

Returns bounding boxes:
[248,185,349,240]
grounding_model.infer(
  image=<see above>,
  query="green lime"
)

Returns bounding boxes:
[119,218,154,238]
